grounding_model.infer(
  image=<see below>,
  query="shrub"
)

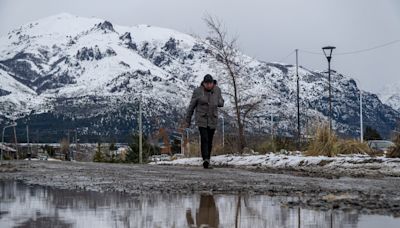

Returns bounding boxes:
[126,134,155,163]
[212,143,231,156]
[306,124,373,156]
[254,139,275,154]
[43,145,55,157]
[364,126,382,141]
[306,124,338,157]
[93,143,105,162]
[336,140,371,155]
[182,141,202,157]
[109,143,117,151]
[387,134,400,158]
[210,134,241,155]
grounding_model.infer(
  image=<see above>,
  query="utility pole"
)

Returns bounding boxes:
[328,58,332,131]
[74,129,78,160]
[67,130,70,161]
[13,124,18,159]
[75,129,79,159]
[26,125,31,159]
[26,125,29,144]
[35,129,39,156]
[270,114,274,140]
[360,89,363,143]
[296,49,301,149]
[270,113,275,152]
[186,129,190,155]
[353,78,364,143]
[139,95,143,164]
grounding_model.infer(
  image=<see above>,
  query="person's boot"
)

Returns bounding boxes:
[203,159,214,169]
[203,159,210,169]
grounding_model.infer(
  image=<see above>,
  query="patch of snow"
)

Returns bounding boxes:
[152,153,400,176]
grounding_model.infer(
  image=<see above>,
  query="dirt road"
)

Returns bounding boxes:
[1,160,400,215]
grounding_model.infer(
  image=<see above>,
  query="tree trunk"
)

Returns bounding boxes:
[227,59,246,153]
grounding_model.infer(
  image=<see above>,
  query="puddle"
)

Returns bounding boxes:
[1,180,400,227]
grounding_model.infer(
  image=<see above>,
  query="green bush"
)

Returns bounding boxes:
[363,126,382,141]
[126,134,159,163]
[93,143,106,162]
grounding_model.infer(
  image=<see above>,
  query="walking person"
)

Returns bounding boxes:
[184,74,224,169]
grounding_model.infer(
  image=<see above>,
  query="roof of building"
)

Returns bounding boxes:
[0,143,17,152]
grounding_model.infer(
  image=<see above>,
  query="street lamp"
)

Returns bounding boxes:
[353,78,364,143]
[295,49,301,149]
[322,46,336,131]
[1,122,17,161]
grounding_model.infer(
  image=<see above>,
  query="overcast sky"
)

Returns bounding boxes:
[1,0,399,93]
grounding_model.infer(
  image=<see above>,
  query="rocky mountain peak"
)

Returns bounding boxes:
[96,20,115,32]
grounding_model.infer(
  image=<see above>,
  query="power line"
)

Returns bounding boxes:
[277,50,296,62]
[298,49,323,55]
[335,39,400,55]
[298,38,400,56]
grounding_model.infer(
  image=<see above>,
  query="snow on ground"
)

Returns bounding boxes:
[152,153,400,176]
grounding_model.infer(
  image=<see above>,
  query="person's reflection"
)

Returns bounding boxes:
[186,194,219,228]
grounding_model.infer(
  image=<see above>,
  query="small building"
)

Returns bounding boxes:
[0,143,17,159]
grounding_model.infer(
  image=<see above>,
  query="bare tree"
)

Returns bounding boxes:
[203,15,261,152]
[60,138,70,160]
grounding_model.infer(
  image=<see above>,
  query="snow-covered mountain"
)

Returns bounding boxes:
[379,82,400,112]
[0,13,398,142]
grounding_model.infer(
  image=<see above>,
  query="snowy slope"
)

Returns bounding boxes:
[0,13,398,141]
[379,82,400,112]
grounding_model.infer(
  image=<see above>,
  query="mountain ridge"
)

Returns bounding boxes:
[0,13,398,142]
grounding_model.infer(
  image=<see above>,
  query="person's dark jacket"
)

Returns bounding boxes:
[185,82,224,129]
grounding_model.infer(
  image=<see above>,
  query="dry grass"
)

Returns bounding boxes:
[183,141,232,157]
[184,142,201,158]
[183,134,238,158]
[306,124,338,157]
[254,139,275,153]
[387,134,400,158]
[305,124,371,157]
[212,144,229,156]
[336,140,371,155]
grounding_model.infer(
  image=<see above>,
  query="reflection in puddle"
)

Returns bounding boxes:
[1,180,400,228]
[187,195,219,227]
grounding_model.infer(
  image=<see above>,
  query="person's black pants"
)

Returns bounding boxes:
[199,127,215,161]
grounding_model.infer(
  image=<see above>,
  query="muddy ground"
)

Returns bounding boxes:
[1,160,400,216]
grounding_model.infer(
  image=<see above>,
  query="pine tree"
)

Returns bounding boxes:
[93,142,105,162]
[126,134,153,163]
[363,126,382,141]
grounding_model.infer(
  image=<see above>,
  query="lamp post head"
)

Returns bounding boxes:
[322,46,336,62]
